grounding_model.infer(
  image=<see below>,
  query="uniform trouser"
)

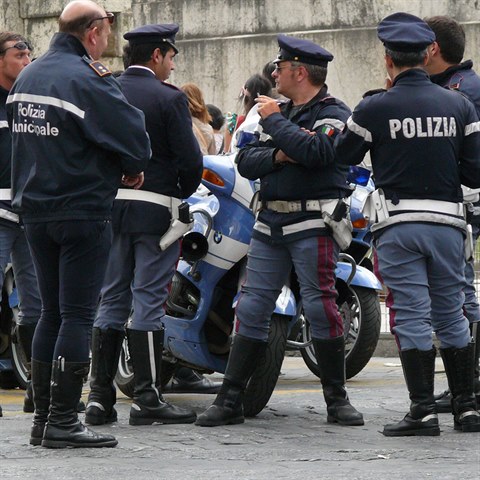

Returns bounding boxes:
[375,224,470,351]
[24,220,112,363]
[463,224,480,323]
[94,233,180,331]
[236,235,343,341]
[0,222,41,325]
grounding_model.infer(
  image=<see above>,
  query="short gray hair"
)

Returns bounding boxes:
[290,61,327,86]
[385,48,427,68]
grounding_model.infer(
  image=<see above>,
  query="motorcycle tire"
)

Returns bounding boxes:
[11,336,28,390]
[300,286,381,380]
[243,313,289,418]
[114,337,176,398]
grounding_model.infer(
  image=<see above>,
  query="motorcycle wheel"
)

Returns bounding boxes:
[243,313,289,417]
[11,335,28,390]
[114,336,176,398]
[300,286,381,380]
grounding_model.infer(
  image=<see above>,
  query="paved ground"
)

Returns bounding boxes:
[1,357,479,480]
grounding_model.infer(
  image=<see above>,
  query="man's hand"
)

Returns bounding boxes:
[256,95,281,119]
[274,150,297,164]
[122,172,144,189]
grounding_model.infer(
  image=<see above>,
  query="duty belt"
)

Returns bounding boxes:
[265,199,335,213]
[0,188,11,201]
[386,199,463,217]
[115,189,181,213]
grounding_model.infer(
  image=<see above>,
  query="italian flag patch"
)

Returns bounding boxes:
[320,124,335,136]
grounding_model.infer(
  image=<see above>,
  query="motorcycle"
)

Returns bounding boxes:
[115,154,382,417]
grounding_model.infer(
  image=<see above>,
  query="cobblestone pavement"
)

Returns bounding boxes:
[1,357,479,480]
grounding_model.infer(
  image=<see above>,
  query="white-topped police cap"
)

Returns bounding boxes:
[124,23,180,53]
[377,12,435,52]
[274,34,334,67]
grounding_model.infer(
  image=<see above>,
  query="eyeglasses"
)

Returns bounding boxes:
[0,41,32,55]
[274,64,299,73]
[86,12,115,29]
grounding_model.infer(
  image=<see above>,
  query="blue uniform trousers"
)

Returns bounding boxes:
[94,233,180,331]
[25,220,112,363]
[463,224,480,323]
[236,235,343,341]
[0,222,40,325]
[375,223,470,350]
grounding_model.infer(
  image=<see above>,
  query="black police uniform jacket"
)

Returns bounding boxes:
[0,86,16,228]
[236,86,351,245]
[430,60,480,225]
[114,67,203,235]
[335,69,480,206]
[6,33,150,223]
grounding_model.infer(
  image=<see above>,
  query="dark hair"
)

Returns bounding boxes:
[242,73,272,113]
[261,62,277,89]
[127,42,173,66]
[0,32,29,54]
[385,48,427,68]
[425,16,465,64]
[207,104,225,130]
[290,61,327,86]
[58,13,102,38]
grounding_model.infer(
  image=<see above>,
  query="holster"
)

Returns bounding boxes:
[159,202,193,251]
[322,200,353,250]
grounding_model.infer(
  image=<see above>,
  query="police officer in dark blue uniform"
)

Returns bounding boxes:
[335,12,480,436]
[424,15,480,413]
[197,34,364,427]
[6,0,150,448]
[86,24,203,427]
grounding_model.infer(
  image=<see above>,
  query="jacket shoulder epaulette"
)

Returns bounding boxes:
[82,55,112,77]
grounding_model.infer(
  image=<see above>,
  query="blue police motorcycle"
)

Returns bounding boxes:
[115,154,382,417]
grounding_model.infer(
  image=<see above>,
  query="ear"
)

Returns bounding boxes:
[296,65,308,82]
[152,47,163,64]
[429,41,440,57]
[384,54,394,69]
[85,26,98,48]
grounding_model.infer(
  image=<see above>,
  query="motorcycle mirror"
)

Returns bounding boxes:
[181,231,209,263]
[347,166,371,186]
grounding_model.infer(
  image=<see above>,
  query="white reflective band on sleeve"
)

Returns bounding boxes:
[115,189,180,212]
[312,118,346,131]
[0,189,11,200]
[0,121,8,129]
[0,209,19,223]
[346,116,372,142]
[465,121,480,136]
[6,93,85,119]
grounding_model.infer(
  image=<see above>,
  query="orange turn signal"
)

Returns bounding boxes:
[202,168,225,187]
[352,218,369,229]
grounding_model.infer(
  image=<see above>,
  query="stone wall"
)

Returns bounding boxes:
[2,0,480,112]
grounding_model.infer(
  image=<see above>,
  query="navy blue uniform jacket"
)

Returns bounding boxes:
[6,33,150,222]
[335,69,480,203]
[236,86,351,244]
[114,66,203,234]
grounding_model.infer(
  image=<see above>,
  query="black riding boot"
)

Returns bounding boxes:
[196,335,268,427]
[383,347,439,436]
[29,359,52,445]
[41,358,117,448]
[312,336,364,426]
[440,343,480,432]
[127,328,197,425]
[85,327,124,425]
[16,323,36,413]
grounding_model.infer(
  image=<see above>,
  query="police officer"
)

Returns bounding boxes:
[335,12,480,436]
[423,15,480,413]
[7,0,150,448]
[0,31,38,419]
[85,24,203,427]
[196,34,364,427]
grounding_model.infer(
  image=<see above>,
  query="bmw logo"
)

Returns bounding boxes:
[213,231,223,244]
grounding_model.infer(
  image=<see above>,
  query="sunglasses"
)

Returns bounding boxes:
[0,41,32,55]
[86,12,115,29]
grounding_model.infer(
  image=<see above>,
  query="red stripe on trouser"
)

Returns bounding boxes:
[317,236,343,338]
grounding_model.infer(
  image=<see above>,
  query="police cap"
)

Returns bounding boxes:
[377,12,435,52]
[124,23,180,53]
[274,34,333,67]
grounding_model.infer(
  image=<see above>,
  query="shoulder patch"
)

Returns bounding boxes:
[88,61,112,77]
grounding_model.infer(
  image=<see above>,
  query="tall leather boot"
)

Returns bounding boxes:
[312,336,364,426]
[85,327,124,425]
[41,358,117,448]
[196,335,268,427]
[16,323,36,413]
[127,328,197,425]
[29,359,52,445]
[383,348,439,436]
[440,343,480,432]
